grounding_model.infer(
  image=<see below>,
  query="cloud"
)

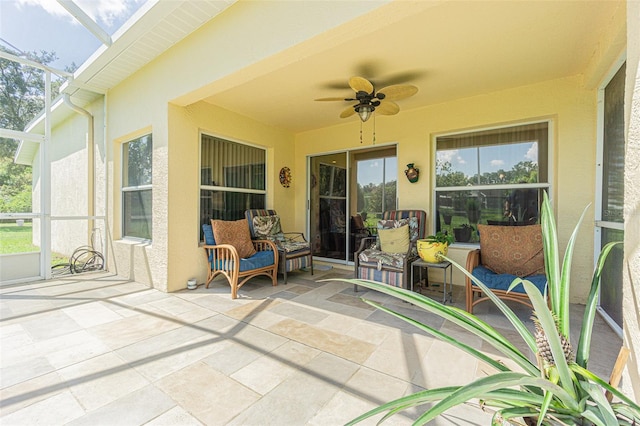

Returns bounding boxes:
[17,0,137,27]
[525,142,538,162]
[437,150,457,163]
[457,155,466,165]
[490,159,504,167]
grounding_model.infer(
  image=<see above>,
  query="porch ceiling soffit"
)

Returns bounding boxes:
[189,0,625,134]
[61,0,237,100]
[16,0,237,164]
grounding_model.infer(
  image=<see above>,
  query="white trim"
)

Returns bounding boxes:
[197,131,268,240]
[0,129,44,143]
[432,118,554,235]
[0,50,72,78]
[121,134,153,240]
[594,55,626,333]
[597,306,623,338]
[306,143,399,265]
[57,0,112,47]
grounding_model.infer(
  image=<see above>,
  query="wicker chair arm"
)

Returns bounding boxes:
[466,249,481,271]
[281,232,307,242]
[252,239,278,253]
[355,236,377,255]
[203,244,238,258]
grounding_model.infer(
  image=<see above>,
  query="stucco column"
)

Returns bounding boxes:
[623,0,640,403]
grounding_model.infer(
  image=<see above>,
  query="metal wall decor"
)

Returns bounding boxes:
[405,163,419,183]
[279,166,292,187]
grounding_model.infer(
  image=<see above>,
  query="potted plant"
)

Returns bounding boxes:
[467,197,481,224]
[453,223,473,242]
[336,193,640,425]
[416,231,454,263]
[439,207,453,225]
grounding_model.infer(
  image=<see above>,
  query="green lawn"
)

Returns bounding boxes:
[0,222,68,265]
[0,222,39,254]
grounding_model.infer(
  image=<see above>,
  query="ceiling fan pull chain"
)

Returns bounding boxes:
[373,114,376,145]
[360,121,363,143]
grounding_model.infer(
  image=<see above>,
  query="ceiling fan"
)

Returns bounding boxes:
[315,76,418,122]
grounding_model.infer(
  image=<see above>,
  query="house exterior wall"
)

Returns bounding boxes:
[165,101,295,292]
[102,49,296,291]
[295,75,597,303]
[32,101,107,260]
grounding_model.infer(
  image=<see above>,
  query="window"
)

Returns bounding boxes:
[122,134,152,240]
[200,134,266,236]
[434,121,550,243]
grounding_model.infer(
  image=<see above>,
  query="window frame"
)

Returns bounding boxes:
[121,133,153,241]
[199,132,267,240]
[432,119,553,245]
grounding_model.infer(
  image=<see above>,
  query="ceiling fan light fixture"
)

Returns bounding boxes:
[357,105,373,122]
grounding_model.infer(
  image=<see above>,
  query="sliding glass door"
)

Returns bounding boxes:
[595,61,625,335]
[308,146,396,264]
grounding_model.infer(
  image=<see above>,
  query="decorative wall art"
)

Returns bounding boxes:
[279,166,292,187]
[405,163,419,183]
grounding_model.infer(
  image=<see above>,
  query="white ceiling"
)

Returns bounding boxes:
[198,0,625,134]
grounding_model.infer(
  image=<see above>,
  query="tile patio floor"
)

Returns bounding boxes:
[0,266,622,425]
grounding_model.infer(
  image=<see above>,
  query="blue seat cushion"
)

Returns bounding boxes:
[203,224,216,262]
[203,224,216,245]
[471,265,547,295]
[211,250,275,272]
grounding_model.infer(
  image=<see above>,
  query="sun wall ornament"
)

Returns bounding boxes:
[279,167,292,188]
[404,163,419,183]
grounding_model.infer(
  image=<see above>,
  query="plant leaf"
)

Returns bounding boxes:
[537,366,557,426]
[541,191,561,314]
[440,255,538,354]
[579,381,618,425]
[576,241,621,368]
[329,278,539,376]
[344,386,461,425]
[569,364,640,418]
[414,372,580,424]
[521,280,577,400]
[492,406,540,425]
[362,299,512,373]
[556,203,591,337]
[580,405,608,426]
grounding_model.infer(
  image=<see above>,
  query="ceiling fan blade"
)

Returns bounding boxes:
[349,76,374,94]
[376,101,400,116]
[314,97,351,101]
[377,84,418,101]
[340,106,356,118]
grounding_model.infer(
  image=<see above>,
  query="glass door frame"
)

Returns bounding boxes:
[594,55,626,338]
[306,143,398,265]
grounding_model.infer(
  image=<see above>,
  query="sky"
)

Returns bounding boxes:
[437,141,538,178]
[0,0,145,70]
[357,158,397,186]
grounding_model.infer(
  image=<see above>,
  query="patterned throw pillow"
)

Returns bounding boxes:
[477,224,544,277]
[252,215,283,239]
[377,217,419,242]
[211,219,256,259]
[378,225,410,254]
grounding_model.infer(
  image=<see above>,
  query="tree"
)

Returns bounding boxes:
[435,159,468,187]
[0,47,65,213]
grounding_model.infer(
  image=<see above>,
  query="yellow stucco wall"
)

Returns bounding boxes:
[164,101,295,292]
[296,75,597,303]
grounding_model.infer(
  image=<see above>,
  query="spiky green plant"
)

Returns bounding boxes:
[337,192,639,425]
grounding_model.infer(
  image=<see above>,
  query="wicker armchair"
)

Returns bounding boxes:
[245,209,313,283]
[203,223,278,299]
[354,210,427,290]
